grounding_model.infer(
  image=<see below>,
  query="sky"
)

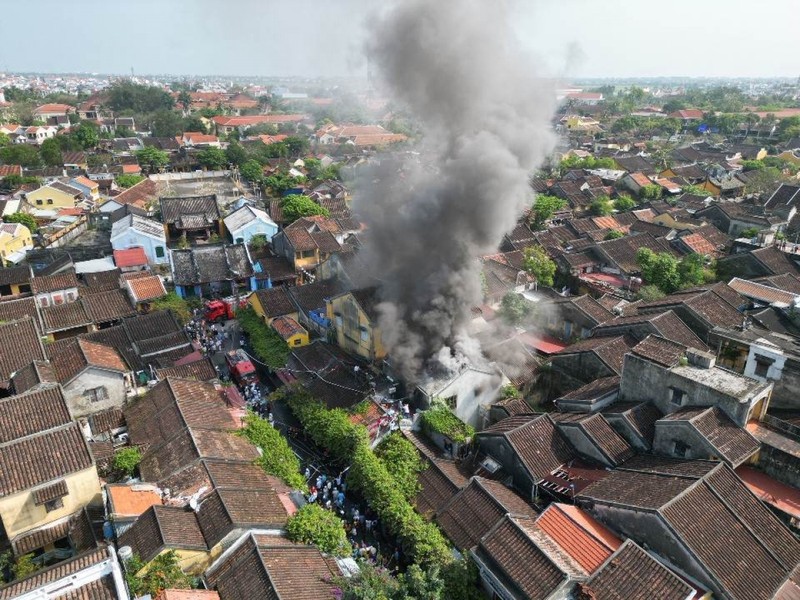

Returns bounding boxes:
[3,0,798,79]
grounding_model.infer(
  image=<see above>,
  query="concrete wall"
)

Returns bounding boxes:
[476,435,534,499]
[757,444,800,489]
[111,230,168,265]
[64,368,127,419]
[604,412,651,450]
[551,352,616,390]
[653,421,719,463]
[556,425,614,467]
[437,369,505,429]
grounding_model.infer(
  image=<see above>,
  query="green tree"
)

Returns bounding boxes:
[151,292,191,324]
[681,184,708,195]
[113,447,141,478]
[281,194,329,224]
[590,197,614,216]
[0,132,10,147]
[150,109,185,137]
[11,554,39,581]
[286,504,349,556]
[4,212,38,233]
[116,173,145,188]
[497,292,534,325]
[0,144,42,167]
[236,306,290,368]
[249,233,269,252]
[522,245,556,287]
[39,138,63,166]
[637,284,666,302]
[177,90,192,112]
[124,551,192,598]
[240,412,305,488]
[375,433,426,501]
[744,167,783,197]
[284,136,310,157]
[71,122,100,149]
[604,230,624,240]
[614,195,637,212]
[183,116,207,134]
[739,227,759,239]
[107,80,175,113]
[225,142,248,167]
[677,252,710,287]
[240,159,264,182]
[529,194,566,230]
[136,146,170,172]
[640,184,663,200]
[636,247,680,293]
[196,147,228,170]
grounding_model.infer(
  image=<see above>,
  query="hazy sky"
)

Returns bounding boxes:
[2,0,798,79]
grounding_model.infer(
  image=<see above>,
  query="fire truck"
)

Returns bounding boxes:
[225,349,258,386]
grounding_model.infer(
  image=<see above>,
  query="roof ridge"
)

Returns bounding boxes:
[0,420,77,450]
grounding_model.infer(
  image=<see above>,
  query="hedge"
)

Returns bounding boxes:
[375,433,426,502]
[240,412,305,489]
[286,503,349,556]
[419,402,474,443]
[279,387,452,566]
[237,306,290,369]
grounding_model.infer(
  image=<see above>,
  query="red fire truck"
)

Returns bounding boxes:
[225,349,258,386]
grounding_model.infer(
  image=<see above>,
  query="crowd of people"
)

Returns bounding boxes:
[185,314,228,356]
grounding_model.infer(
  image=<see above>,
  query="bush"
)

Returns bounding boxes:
[375,433,427,501]
[281,194,329,224]
[237,306,290,369]
[3,212,38,234]
[419,403,474,443]
[151,292,191,325]
[124,551,192,598]
[604,230,624,240]
[116,173,145,188]
[613,195,637,212]
[286,504,349,556]
[113,447,141,478]
[240,412,305,489]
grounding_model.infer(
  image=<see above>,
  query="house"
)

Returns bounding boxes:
[125,273,168,307]
[551,412,635,468]
[204,532,343,600]
[251,254,298,289]
[476,414,577,500]
[0,264,32,297]
[668,108,704,121]
[105,483,163,537]
[111,178,159,213]
[717,245,800,279]
[541,294,614,342]
[0,384,101,557]
[177,131,221,148]
[25,182,84,209]
[0,222,33,265]
[403,430,469,519]
[592,310,708,351]
[620,335,772,427]
[618,171,653,196]
[576,456,800,600]
[69,175,100,201]
[271,216,344,274]
[33,103,75,120]
[326,287,386,362]
[554,376,621,413]
[212,114,306,135]
[270,316,309,348]
[550,335,635,391]
[46,337,131,418]
[315,123,407,147]
[170,244,254,298]
[764,183,800,220]
[249,286,298,325]
[694,202,782,237]
[223,205,278,245]
[160,195,222,243]
[113,247,149,272]
[286,279,341,334]
[110,213,169,265]
[23,125,58,144]
[0,316,47,387]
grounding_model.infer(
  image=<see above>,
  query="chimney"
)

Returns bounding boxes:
[685,348,716,369]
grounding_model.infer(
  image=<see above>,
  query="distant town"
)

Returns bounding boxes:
[0,44,798,600]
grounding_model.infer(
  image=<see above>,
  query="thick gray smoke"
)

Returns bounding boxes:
[353,0,556,381]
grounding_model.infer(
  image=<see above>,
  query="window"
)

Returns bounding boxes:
[53,294,63,305]
[360,328,369,342]
[670,387,685,406]
[36,199,43,206]
[673,440,689,458]
[444,395,457,409]
[44,498,64,512]
[39,296,49,307]
[236,237,244,244]
[753,354,774,378]
[84,387,108,403]
[155,246,165,258]
[46,199,53,205]
[66,292,76,302]
[293,338,302,346]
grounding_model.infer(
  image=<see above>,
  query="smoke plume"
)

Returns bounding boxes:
[353,0,556,381]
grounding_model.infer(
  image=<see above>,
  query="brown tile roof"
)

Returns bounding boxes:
[555,335,636,375]
[595,232,675,274]
[557,376,620,403]
[554,413,635,465]
[0,422,93,496]
[0,384,71,444]
[160,195,220,226]
[82,289,136,323]
[114,178,158,210]
[570,294,614,324]
[729,277,799,306]
[252,286,295,319]
[41,299,92,333]
[48,337,126,384]
[577,463,699,510]
[282,217,343,252]
[271,316,306,340]
[437,477,537,550]
[754,273,800,295]
[0,316,46,382]
[118,505,207,564]
[415,456,467,519]
[752,246,800,276]
[679,232,719,255]
[126,274,167,302]
[80,268,122,294]
[155,358,218,382]
[576,540,695,600]
[0,296,38,323]
[10,359,56,394]
[0,265,31,287]
[593,309,708,352]
[630,334,686,367]
[89,407,126,436]
[198,486,290,547]
[30,270,79,294]
[659,406,760,467]
[602,401,662,445]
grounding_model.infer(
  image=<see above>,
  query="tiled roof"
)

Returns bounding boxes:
[198,486,290,547]
[577,463,699,510]
[89,407,126,436]
[729,277,799,306]
[41,299,92,333]
[475,515,569,599]
[113,247,148,268]
[595,232,675,274]
[557,376,620,403]
[659,406,760,467]
[282,217,343,252]
[252,286,295,318]
[48,337,126,384]
[114,178,158,210]
[754,273,800,295]
[479,414,576,481]
[287,279,341,313]
[160,195,220,225]
[630,334,686,367]
[82,289,136,323]
[0,265,31,287]
[126,274,167,302]
[30,270,79,294]
[0,316,46,383]
[271,316,306,340]
[555,335,635,375]
[81,268,122,294]
[679,232,719,255]
[554,412,635,465]
[570,294,614,324]
[752,246,800,276]
[536,503,620,573]
[123,309,181,341]
[576,540,695,600]
[436,477,537,550]
[155,358,218,382]
[415,457,468,519]
[119,505,208,563]
[593,310,708,351]
[10,360,55,394]
[0,384,71,443]
[602,401,662,445]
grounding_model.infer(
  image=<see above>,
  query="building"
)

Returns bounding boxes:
[0,222,33,265]
[170,244,254,298]
[25,182,84,209]
[271,216,344,274]
[160,195,223,243]
[223,205,278,245]
[270,316,309,348]
[326,287,386,362]
[110,214,168,265]
[0,264,32,297]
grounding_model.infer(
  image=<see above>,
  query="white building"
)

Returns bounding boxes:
[223,205,279,245]
[110,214,168,265]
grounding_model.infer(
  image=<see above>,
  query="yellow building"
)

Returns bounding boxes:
[0,222,33,265]
[25,182,84,209]
[327,287,386,362]
[250,286,299,325]
[271,315,309,348]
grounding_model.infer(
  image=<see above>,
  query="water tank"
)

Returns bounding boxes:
[118,546,133,563]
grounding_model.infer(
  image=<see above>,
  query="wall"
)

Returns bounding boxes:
[756,443,800,489]
[328,294,386,362]
[63,368,127,419]
[231,220,279,245]
[653,420,720,463]
[556,425,614,467]
[111,230,168,265]
[149,171,230,181]
[604,412,650,450]
[43,217,88,249]
[0,467,101,540]
[551,352,616,391]
[436,369,505,428]
[26,188,76,209]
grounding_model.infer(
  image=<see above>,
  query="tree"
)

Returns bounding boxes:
[150,109,185,137]
[681,184,708,195]
[237,307,290,368]
[497,292,534,325]
[4,212,38,233]
[590,197,613,216]
[637,284,666,302]
[225,142,248,167]
[640,184,663,200]
[151,292,191,324]
[677,252,711,287]
[614,195,637,212]
[183,116,207,134]
[529,194,566,230]
[112,447,141,478]
[39,138,63,166]
[375,433,426,501]
[196,147,227,170]
[177,90,192,112]
[284,135,310,157]
[744,167,783,197]
[739,227,759,239]
[522,245,556,287]
[286,504,349,556]
[116,173,145,188]
[136,146,170,172]
[0,132,9,147]
[124,551,192,598]
[636,247,680,294]
[71,122,100,149]
[604,230,624,240]
[0,144,41,167]
[239,159,264,182]
[281,194,329,224]
[107,80,175,113]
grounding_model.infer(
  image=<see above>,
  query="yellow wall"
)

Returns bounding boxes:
[249,291,299,325]
[0,226,33,264]
[26,187,78,209]
[1,467,101,541]
[137,548,211,577]
[286,331,309,348]
[327,293,386,361]
[292,249,320,270]
[700,180,721,196]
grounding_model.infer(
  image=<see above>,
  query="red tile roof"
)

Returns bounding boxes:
[680,232,718,256]
[113,247,148,268]
[536,503,620,573]
[126,275,167,302]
